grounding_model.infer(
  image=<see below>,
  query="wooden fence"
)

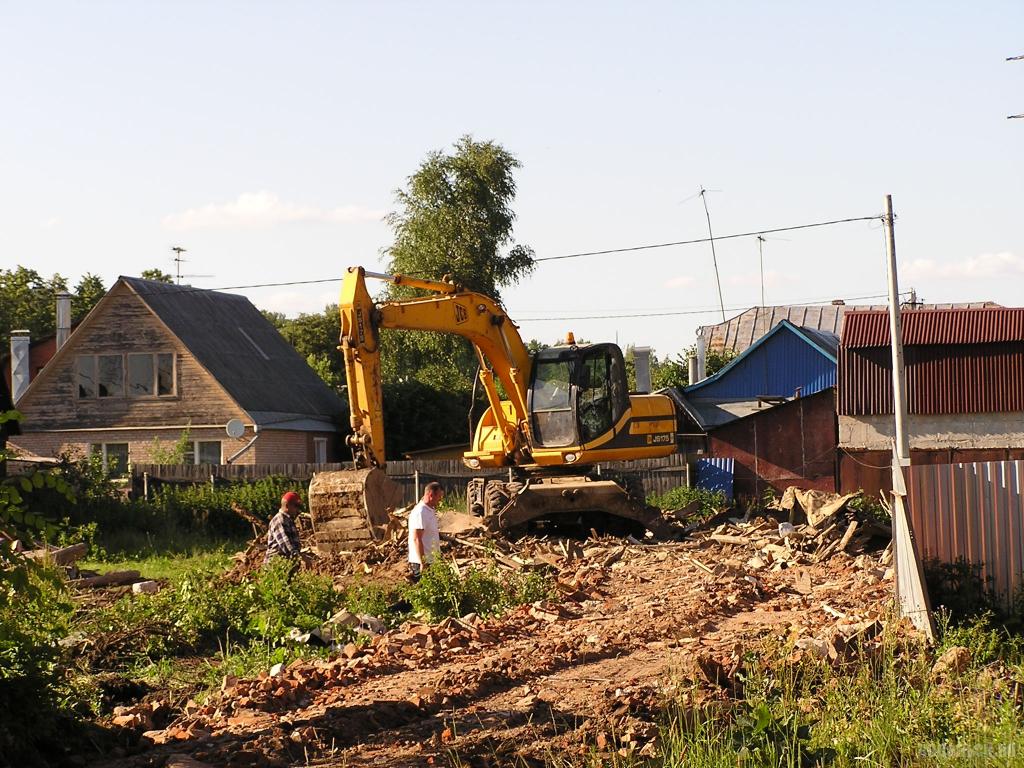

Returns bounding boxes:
[131,453,691,504]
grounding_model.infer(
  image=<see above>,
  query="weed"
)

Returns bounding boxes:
[647,486,726,522]
[408,559,553,622]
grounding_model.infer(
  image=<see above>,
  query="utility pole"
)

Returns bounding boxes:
[699,187,726,322]
[884,194,911,465]
[756,234,766,307]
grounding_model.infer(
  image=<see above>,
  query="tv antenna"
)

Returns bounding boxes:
[170,246,213,285]
[756,235,766,308]
[698,187,726,322]
[1010,54,1024,119]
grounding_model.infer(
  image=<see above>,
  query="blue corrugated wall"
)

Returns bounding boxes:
[693,330,836,399]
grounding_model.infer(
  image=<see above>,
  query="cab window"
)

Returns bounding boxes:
[530,358,575,447]
[578,349,615,443]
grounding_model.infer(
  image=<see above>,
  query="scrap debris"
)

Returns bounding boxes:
[87,486,900,768]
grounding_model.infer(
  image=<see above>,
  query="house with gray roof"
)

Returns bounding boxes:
[8,276,346,470]
[701,300,997,354]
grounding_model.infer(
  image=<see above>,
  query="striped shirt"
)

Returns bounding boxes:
[265,510,301,562]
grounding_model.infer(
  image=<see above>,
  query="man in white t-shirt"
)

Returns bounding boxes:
[407,481,443,582]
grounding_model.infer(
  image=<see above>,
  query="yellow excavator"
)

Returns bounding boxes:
[308,266,681,552]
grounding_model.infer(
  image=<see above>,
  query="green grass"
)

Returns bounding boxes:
[80,539,242,581]
[567,617,1024,768]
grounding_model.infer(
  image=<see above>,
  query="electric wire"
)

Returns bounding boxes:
[533,215,881,262]
[131,213,883,296]
[516,292,907,322]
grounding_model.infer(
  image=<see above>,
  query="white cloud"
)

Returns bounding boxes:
[903,252,1024,280]
[40,217,59,229]
[664,275,695,288]
[162,191,385,230]
[726,269,783,287]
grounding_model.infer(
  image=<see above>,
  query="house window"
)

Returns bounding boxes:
[127,353,176,397]
[183,440,222,465]
[313,437,328,463]
[77,356,97,398]
[91,443,129,476]
[97,355,124,398]
[77,353,175,398]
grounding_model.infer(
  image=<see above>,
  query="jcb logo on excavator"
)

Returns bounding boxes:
[454,303,468,324]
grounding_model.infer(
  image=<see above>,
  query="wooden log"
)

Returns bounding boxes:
[25,542,88,566]
[72,570,141,588]
[838,521,860,552]
[710,534,750,546]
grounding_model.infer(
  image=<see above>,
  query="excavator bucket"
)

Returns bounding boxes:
[308,468,405,554]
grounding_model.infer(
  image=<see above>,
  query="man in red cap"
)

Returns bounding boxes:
[265,490,304,564]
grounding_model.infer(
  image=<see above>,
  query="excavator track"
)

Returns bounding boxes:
[479,473,668,538]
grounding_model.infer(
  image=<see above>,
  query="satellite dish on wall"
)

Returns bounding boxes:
[225,419,246,439]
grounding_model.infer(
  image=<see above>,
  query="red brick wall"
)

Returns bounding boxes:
[252,431,340,464]
[9,425,258,465]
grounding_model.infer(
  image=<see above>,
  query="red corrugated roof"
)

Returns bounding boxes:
[842,307,1024,348]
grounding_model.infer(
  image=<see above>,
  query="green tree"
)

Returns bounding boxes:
[652,352,690,389]
[0,268,69,340]
[72,273,106,321]
[140,268,174,283]
[380,136,535,392]
[271,306,345,393]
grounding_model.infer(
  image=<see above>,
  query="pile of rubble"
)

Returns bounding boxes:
[89,488,903,768]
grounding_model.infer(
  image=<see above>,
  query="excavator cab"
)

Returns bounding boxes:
[528,343,629,449]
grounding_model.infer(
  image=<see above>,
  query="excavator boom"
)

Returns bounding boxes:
[339,267,532,468]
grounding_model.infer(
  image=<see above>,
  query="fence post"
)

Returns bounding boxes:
[143,471,149,500]
[414,470,420,500]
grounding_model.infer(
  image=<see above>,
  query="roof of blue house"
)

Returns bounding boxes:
[681,320,838,428]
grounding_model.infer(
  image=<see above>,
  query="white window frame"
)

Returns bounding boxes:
[90,442,130,475]
[313,437,328,463]
[77,352,177,399]
[183,440,222,465]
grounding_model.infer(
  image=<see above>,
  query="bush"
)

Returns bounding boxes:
[647,485,727,521]
[19,454,302,556]
[924,557,998,624]
[0,567,78,767]
[81,559,344,666]
[408,560,552,622]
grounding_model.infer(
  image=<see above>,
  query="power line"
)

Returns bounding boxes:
[534,214,881,262]
[132,212,883,296]
[517,291,903,321]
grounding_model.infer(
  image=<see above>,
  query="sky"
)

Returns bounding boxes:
[2,1,1022,359]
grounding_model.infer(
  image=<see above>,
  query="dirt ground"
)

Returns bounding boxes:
[90,513,894,768]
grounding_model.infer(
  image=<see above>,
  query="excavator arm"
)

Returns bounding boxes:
[339,266,532,468]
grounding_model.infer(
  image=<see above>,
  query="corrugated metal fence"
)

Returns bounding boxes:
[907,459,1024,606]
[132,454,691,505]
